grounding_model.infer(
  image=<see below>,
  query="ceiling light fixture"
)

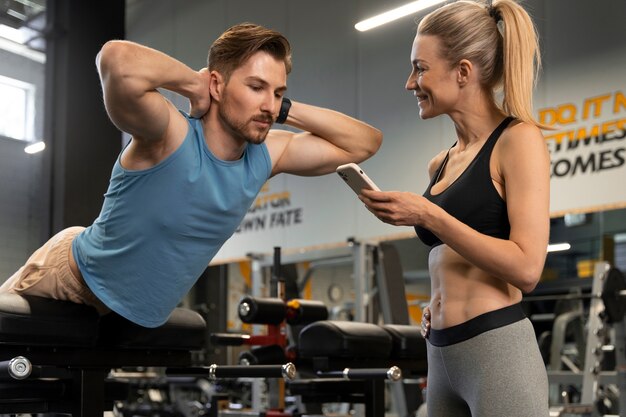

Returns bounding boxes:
[7,9,27,21]
[24,140,45,154]
[355,0,447,32]
[547,243,571,253]
[0,23,24,44]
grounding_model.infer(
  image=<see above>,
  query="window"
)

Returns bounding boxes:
[0,74,35,141]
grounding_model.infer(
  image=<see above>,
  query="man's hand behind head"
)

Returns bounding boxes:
[189,68,212,118]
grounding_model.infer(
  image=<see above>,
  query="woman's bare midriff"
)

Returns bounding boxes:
[428,244,522,330]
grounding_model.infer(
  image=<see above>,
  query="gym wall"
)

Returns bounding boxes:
[0,1,124,280]
[0,1,624,279]
[0,49,48,279]
[125,0,626,261]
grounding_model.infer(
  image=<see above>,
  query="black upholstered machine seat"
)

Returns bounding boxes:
[382,324,427,359]
[292,320,427,417]
[298,320,393,358]
[0,293,205,350]
[0,293,100,347]
[0,292,206,416]
[298,320,426,371]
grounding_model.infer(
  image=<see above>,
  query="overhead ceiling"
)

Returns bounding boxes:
[0,0,46,51]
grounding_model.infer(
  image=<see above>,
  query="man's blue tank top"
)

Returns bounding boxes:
[72,113,272,327]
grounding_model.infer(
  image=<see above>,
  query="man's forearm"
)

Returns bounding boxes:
[285,100,382,160]
[97,40,201,101]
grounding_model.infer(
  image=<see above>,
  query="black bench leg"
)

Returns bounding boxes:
[71,368,108,417]
[364,379,385,417]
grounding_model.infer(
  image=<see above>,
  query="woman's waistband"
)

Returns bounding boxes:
[428,303,526,347]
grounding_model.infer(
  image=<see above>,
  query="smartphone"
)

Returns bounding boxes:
[336,163,381,195]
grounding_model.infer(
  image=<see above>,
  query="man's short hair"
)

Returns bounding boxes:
[208,22,292,81]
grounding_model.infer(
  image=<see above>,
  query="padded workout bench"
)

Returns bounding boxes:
[290,320,427,417]
[0,292,206,416]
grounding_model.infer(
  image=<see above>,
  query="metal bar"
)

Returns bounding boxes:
[299,256,353,292]
[71,368,107,417]
[615,320,626,417]
[353,241,368,323]
[581,262,610,406]
[316,366,402,381]
[547,370,617,385]
[166,363,296,381]
[252,246,354,267]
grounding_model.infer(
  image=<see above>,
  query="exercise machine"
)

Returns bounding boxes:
[0,293,295,416]
[525,262,626,417]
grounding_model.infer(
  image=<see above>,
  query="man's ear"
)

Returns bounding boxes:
[209,70,225,102]
[457,59,472,87]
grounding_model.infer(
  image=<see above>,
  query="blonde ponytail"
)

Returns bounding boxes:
[493,0,542,127]
[418,0,543,127]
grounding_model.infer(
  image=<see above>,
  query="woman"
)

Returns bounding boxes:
[360,1,550,416]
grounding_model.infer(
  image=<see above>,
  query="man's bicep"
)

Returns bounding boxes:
[103,86,173,141]
[267,131,349,177]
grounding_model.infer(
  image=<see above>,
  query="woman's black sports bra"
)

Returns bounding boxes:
[415,117,514,248]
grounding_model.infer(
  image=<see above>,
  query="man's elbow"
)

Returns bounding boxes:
[371,129,383,153]
[360,128,383,160]
[519,280,539,294]
[97,40,132,78]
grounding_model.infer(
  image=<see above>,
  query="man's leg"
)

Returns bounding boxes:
[1,226,109,314]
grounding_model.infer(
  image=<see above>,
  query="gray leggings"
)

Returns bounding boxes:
[426,310,549,417]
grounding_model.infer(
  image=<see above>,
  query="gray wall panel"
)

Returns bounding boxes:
[123,0,626,259]
[0,49,47,279]
[2,0,622,270]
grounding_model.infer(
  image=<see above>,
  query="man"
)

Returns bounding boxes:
[0,23,382,328]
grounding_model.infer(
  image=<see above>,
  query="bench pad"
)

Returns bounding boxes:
[298,320,392,359]
[98,307,206,349]
[0,293,205,350]
[0,293,99,347]
[382,324,426,359]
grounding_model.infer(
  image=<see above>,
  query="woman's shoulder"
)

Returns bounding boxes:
[496,119,549,169]
[427,148,450,179]
[502,119,543,142]
[497,119,545,154]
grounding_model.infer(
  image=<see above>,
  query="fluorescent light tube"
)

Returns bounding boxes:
[355,0,447,32]
[24,141,45,154]
[547,243,571,253]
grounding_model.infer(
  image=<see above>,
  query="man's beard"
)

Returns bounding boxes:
[218,97,273,145]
